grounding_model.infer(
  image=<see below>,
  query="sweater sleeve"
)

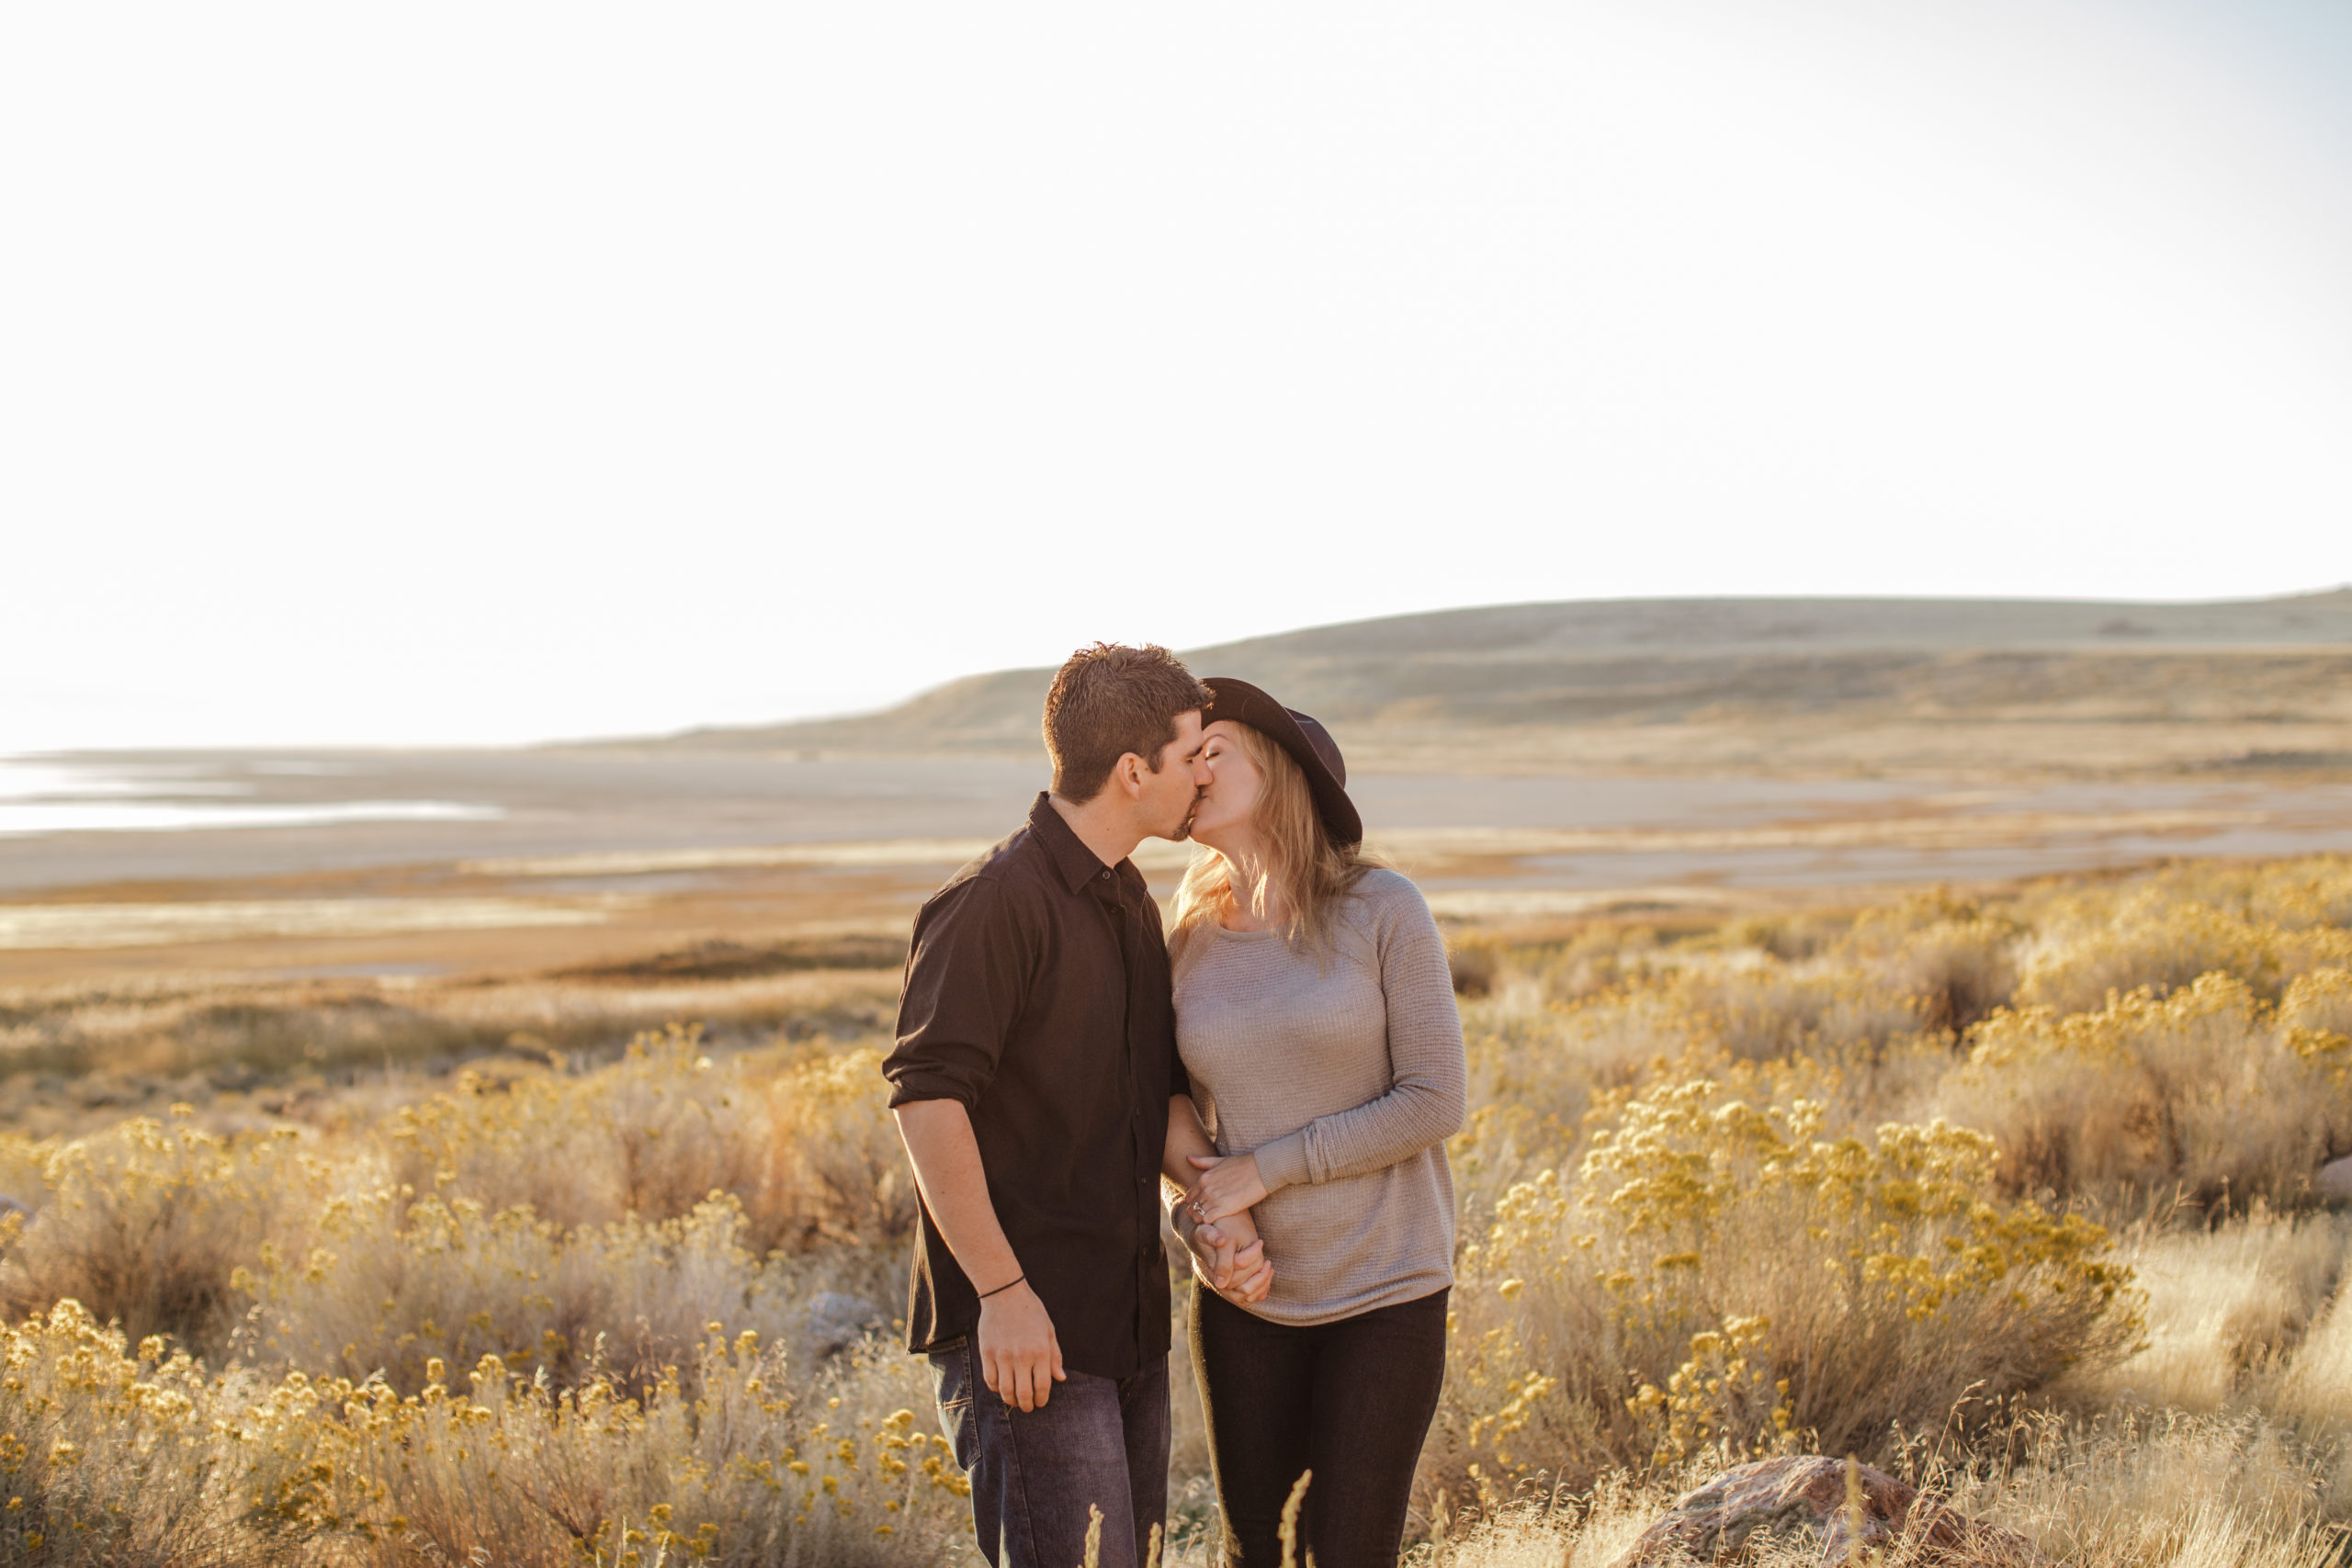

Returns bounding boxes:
[1250,874,1468,1192]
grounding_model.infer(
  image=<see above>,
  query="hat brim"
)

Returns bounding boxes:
[1199,677,1363,848]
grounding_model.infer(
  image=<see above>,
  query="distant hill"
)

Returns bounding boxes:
[627,591,2352,773]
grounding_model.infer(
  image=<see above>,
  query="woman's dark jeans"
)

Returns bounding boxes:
[1191,1286,1449,1568]
[930,1337,1170,1568]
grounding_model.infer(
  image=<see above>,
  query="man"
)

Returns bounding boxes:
[885,642,1270,1568]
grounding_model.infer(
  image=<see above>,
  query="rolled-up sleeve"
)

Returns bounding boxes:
[884,876,1030,1111]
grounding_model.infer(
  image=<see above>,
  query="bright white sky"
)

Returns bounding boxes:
[5,0,2349,750]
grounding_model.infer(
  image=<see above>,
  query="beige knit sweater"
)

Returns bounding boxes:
[1170,868,1467,1325]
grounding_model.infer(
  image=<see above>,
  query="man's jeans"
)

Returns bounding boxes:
[930,1337,1170,1568]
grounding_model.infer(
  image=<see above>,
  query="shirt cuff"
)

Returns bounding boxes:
[1253,1131,1312,1192]
[883,1071,980,1111]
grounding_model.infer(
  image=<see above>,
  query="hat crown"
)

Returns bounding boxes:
[1198,674,1363,847]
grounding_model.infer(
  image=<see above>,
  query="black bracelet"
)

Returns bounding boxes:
[978,1273,1025,1301]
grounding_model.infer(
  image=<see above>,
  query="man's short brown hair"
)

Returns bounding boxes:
[1044,643,1212,803]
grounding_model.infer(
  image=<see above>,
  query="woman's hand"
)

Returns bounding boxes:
[1184,1151,1269,1227]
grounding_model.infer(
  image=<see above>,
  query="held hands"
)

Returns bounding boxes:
[1190,1208,1274,1305]
[1184,1151,1270,1227]
[1183,1153,1274,1304]
[976,1280,1065,1412]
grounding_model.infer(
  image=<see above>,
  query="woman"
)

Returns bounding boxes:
[1169,677,1467,1568]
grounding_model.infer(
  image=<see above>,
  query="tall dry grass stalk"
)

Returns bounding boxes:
[2068,1208,2347,1414]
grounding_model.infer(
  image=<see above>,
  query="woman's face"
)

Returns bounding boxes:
[1186,720,1263,850]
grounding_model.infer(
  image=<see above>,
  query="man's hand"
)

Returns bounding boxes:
[977,1280,1065,1411]
[1187,1216,1263,1291]
[1190,1210,1274,1306]
[1164,1095,1272,1306]
[892,1101,1067,1410]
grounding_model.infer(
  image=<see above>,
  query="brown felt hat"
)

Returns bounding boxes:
[1199,677,1363,848]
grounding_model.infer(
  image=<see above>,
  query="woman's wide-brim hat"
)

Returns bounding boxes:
[1199,677,1363,848]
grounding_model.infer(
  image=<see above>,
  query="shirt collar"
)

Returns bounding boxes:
[1028,792,1122,897]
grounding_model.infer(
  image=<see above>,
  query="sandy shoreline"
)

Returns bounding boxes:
[2,750,2350,988]
[9,750,2352,894]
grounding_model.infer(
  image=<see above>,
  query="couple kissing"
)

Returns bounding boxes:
[883,642,1468,1568]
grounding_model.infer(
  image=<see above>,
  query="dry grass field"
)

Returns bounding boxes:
[5,852,2351,1566]
[6,593,2351,1562]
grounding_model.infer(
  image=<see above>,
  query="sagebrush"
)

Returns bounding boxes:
[4,854,2351,1565]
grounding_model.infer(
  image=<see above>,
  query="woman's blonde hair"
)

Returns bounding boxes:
[1170,720,1375,958]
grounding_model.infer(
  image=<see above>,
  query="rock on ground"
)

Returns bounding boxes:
[802,1292,888,1359]
[1609,1456,2047,1566]
[2316,1155,2352,1207]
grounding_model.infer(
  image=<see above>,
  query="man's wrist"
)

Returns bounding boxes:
[1163,1181,1198,1241]
[965,1257,1025,1300]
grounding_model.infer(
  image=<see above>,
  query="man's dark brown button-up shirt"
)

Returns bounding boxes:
[882,792,1186,1380]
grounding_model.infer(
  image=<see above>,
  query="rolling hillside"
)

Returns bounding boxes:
[637,591,2352,774]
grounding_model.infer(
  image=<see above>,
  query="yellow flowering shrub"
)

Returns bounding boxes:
[1674,961,1930,1065]
[1948,971,2351,1203]
[238,1188,800,1398]
[379,1028,911,1258]
[0,1113,326,1352]
[385,1024,777,1238]
[1624,1313,1785,1468]
[2,1301,964,1568]
[0,1300,296,1567]
[1842,892,2022,1033]
[2121,854,2352,932]
[2279,965,2352,1088]
[1441,1078,2138,1489]
[241,1332,967,1566]
[763,1047,920,1251]
[0,1135,45,1211]
[1449,986,1706,1230]
[2016,886,2352,1018]
[7,852,2349,1563]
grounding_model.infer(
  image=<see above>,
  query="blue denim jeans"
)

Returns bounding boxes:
[930,1337,1170,1568]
